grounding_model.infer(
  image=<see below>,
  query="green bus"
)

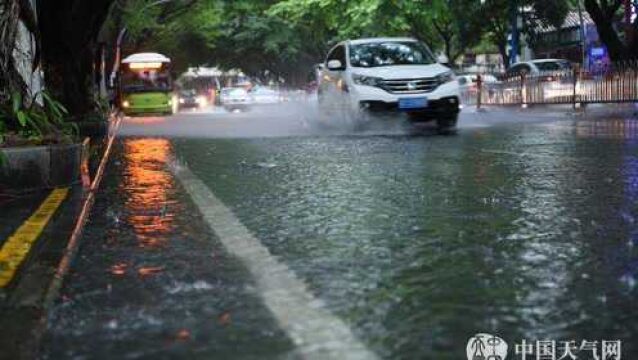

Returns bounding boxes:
[119,52,175,116]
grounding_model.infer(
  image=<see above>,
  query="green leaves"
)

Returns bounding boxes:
[113,0,571,84]
[40,90,69,126]
[11,92,31,128]
[0,90,75,143]
[12,92,22,116]
[16,111,28,128]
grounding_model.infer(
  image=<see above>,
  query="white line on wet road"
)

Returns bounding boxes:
[169,158,379,360]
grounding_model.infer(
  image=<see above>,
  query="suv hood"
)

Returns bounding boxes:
[351,64,450,80]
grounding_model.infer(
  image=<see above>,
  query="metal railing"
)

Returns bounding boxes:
[461,62,638,108]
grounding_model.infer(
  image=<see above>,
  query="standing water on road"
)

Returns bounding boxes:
[42,139,295,359]
[35,112,638,359]
[172,117,638,359]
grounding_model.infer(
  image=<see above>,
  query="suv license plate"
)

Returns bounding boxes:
[399,97,428,110]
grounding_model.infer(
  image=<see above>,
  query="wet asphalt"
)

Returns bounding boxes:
[40,102,638,359]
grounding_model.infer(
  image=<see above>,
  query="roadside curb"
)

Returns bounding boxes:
[0,143,88,194]
[30,113,122,353]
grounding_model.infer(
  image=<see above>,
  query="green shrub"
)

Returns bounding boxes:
[0,91,77,145]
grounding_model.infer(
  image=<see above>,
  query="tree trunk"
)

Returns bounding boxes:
[584,0,631,61]
[0,0,28,101]
[37,0,115,116]
[497,42,509,69]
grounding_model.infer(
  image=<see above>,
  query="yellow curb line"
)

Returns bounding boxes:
[0,188,69,288]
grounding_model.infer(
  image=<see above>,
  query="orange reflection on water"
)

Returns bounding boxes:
[124,116,167,125]
[122,138,175,248]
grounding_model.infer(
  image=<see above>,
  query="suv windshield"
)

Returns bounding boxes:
[349,41,435,68]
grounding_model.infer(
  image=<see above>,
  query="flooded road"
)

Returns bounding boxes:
[42,138,295,359]
[43,104,638,359]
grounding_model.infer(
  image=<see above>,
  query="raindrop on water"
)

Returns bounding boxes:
[105,320,118,330]
[176,329,191,341]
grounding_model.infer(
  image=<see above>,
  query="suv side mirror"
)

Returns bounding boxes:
[327,60,344,71]
[437,54,449,64]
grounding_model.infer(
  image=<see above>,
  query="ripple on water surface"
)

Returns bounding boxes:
[175,125,638,359]
[42,138,295,359]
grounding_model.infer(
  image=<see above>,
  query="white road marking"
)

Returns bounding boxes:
[169,159,379,360]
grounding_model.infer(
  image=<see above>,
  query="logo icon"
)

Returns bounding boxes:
[407,81,418,91]
[467,333,508,360]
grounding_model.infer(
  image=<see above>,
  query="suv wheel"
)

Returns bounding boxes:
[436,115,458,135]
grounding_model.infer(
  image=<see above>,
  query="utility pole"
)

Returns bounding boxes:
[510,0,519,65]
[577,0,587,67]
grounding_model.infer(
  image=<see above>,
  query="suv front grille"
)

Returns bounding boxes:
[379,77,439,94]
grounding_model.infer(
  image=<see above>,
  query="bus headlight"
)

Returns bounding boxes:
[122,100,130,108]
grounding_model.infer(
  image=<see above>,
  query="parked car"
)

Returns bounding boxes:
[506,59,575,101]
[249,87,281,105]
[506,59,573,80]
[318,37,460,132]
[220,87,251,112]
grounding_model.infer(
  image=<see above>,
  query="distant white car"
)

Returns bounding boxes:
[250,87,281,105]
[220,87,250,111]
[318,37,460,132]
[506,59,573,78]
[506,59,575,100]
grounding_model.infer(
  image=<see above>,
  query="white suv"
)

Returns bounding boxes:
[318,37,460,132]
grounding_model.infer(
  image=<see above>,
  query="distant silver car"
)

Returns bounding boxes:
[249,87,281,105]
[220,87,250,112]
[506,59,575,100]
[506,59,573,79]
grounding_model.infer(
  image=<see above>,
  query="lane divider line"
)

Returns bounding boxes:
[170,158,379,360]
[0,188,69,288]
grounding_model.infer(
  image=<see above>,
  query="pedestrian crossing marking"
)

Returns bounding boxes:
[0,188,69,288]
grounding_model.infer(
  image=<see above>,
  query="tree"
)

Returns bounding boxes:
[397,0,485,62]
[0,0,39,101]
[478,0,570,66]
[110,0,573,87]
[584,0,638,61]
[37,0,116,116]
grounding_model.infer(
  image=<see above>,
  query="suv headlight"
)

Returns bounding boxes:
[352,74,382,87]
[437,71,456,84]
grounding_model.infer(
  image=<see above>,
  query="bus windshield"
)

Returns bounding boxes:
[121,66,171,93]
